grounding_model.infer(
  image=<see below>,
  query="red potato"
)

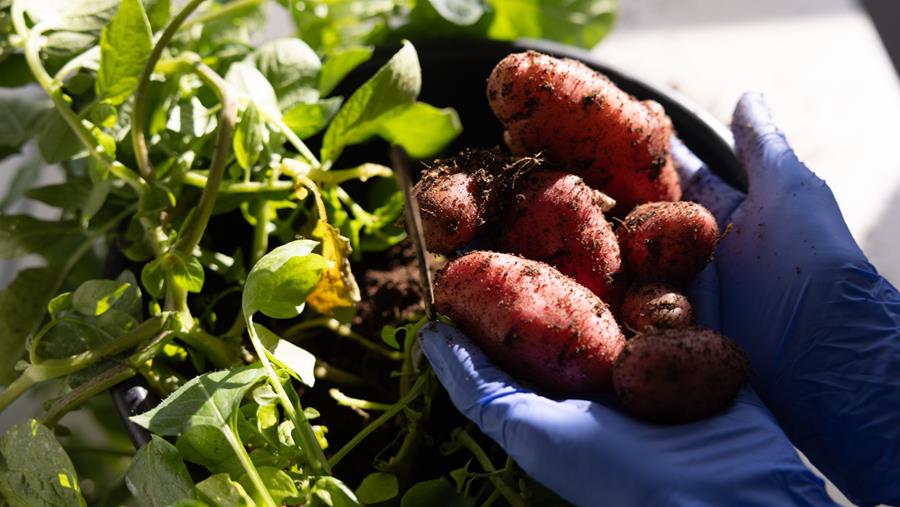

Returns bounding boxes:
[613,327,750,423]
[498,170,627,307]
[621,282,693,333]
[617,201,719,284]
[434,251,625,392]
[414,149,508,254]
[487,51,681,213]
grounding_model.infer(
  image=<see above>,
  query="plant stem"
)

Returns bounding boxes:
[181,171,295,193]
[182,0,267,29]
[0,316,165,413]
[328,376,426,469]
[307,164,393,186]
[10,7,143,191]
[329,389,393,412]
[223,420,277,507]
[132,0,207,181]
[176,328,240,368]
[246,316,331,476]
[172,61,238,257]
[262,112,321,168]
[40,364,137,427]
[251,199,271,265]
[453,429,528,507]
[400,317,428,396]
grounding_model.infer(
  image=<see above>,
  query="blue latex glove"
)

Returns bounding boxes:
[672,93,900,506]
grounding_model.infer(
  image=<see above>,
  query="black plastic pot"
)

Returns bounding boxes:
[111,38,744,449]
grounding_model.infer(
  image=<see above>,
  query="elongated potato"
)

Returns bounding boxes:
[487,51,680,213]
[613,327,750,423]
[414,149,508,254]
[434,251,625,392]
[617,201,719,284]
[621,282,693,333]
[498,170,627,307]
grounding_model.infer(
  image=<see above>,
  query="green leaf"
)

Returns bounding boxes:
[176,427,241,476]
[379,325,400,349]
[169,253,205,294]
[289,1,394,54]
[486,0,617,49]
[247,38,321,111]
[70,279,136,317]
[125,436,195,507]
[0,87,52,148]
[0,215,82,259]
[226,61,279,116]
[0,419,85,507]
[282,97,342,139]
[253,322,317,387]
[428,0,486,25]
[48,292,74,317]
[367,102,461,158]
[242,239,328,319]
[26,0,119,63]
[196,474,255,507]
[141,256,166,299]
[356,472,398,504]
[240,467,297,507]
[400,478,475,507]
[0,268,57,384]
[0,157,41,212]
[131,363,267,435]
[321,41,421,165]
[96,0,153,106]
[306,221,360,315]
[37,109,85,164]
[310,476,362,507]
[318,45,373,96]
[144,0,172,30]
[25,179,94,212]
[233,104,265,171]
[0,55,36,88]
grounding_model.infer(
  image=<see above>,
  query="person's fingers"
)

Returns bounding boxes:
[731,93,819,193]
[671,136,745,229]
[418,322,546,441]
[687,263,721,330]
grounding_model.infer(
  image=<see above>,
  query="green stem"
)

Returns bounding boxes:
[246,316,331,476]
[181,172,295,194]
[400,317,428,396]
[53,46,100,82]
[261,111,320,168]
[0,317,165,413]
[328,376,426,469]
[453,429,528,507]
[0,369,38,414]
[329,389,393,412]
[481,489,501,507]
[182,0,266,29]
[172,61,238,257]
[10,8,143,191]
[251,199,271,265]
[132,0,207,181]
[307,164,393,186]
[40,363,137,427]
[176,328,240,368]
[285,318,403,361]
[223,420,277,507]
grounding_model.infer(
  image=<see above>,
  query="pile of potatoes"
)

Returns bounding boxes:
[415,51,750,423]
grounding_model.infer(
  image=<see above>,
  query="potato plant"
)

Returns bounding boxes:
[0,1,618,506]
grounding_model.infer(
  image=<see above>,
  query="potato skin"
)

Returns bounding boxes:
[621,283,693,333]
[413,149,507,254]
[618,201,719,284]
[487,51,680,213]
[613,327,750,423]
[434,251,625,392]
[498,170,627,307]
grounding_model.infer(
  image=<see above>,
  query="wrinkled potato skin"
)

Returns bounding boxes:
[487,51,681,213]
[621,282,693,333]
[434,251,625,392]
[498,171,628,307]
[618,201,719,284]
[613,327,750,423]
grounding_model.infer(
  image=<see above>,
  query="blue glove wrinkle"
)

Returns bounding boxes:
[421,321,838,507]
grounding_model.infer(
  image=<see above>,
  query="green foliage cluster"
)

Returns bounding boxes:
[0,0,615,505]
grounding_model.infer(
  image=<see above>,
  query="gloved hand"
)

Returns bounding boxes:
[672,93,900,506]
[416,91,900,506]
[420,322,835,506]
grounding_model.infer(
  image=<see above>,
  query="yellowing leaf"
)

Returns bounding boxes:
[307,221,360,315]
